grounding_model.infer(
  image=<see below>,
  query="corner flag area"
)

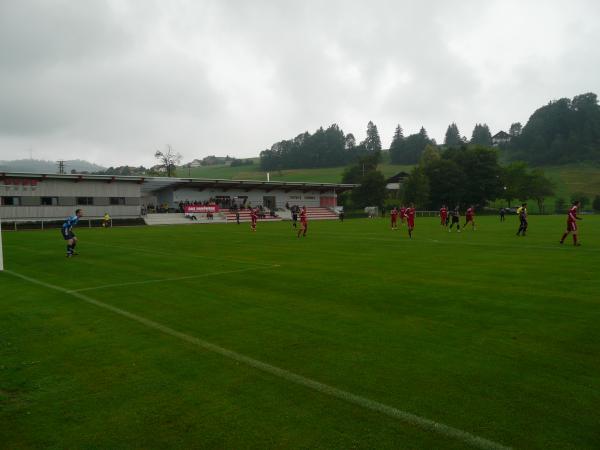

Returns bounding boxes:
[1,216,599,449]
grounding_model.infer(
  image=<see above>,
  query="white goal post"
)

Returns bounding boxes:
[0,185,5,271]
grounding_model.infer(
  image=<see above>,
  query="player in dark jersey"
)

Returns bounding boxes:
[62,209,83,257]
[449,206,460,232]
[560,201,582,246]
[291,207,298,228]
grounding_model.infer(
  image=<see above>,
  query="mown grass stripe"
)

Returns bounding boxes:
[70,265,279,293]
[5,269,511,450]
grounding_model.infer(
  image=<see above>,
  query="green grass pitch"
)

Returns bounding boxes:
[1,216,599,449]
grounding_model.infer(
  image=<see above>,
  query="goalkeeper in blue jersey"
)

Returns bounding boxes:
[62,209,83,257]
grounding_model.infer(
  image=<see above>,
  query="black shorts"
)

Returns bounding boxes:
[451,216,459,223]
[61,228,75,240]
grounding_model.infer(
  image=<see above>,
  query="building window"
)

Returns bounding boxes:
[288,195,301,200]
[110,197,126,205]
[1,196,21,206]
[41,197,59,206]
[77,197,94,205]
[304,196,316,200]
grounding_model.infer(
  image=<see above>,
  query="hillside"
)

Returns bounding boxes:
[0,159,105,173]
[176,160,600,213]
[176,161,413,183]
[542,164,600,198]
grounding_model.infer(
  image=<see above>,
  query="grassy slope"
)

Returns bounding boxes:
[541,163,600,200]
[176,160,600,208]
[492,164,600,213]
[176,162,412,183]
[1,217,600,449]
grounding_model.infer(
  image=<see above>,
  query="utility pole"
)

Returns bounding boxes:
[57,160,65,174]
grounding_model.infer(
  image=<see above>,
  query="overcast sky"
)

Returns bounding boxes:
[1,0,599,167]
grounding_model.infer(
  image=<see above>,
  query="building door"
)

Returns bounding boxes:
[215,195,231,208]
[263,196,276,209]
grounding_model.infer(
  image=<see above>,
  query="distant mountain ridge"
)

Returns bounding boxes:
[0,159,105,173]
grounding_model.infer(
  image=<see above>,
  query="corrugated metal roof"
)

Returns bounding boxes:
[0,172,357,194]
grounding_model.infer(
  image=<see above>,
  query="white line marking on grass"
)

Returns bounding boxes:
[6,269,511,450]
[69,265,278,293]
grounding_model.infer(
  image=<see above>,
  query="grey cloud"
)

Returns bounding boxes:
[0,0,599,165]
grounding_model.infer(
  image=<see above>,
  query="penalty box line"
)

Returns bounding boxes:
[5,271,511,450]
[69,265,279,293]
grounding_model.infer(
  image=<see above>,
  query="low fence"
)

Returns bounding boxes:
[0,216,145,231]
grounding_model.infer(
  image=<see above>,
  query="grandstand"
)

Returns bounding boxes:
[0,172,355,226]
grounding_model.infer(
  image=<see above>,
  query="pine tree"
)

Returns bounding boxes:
[470,123,493,146]
[362,121,382,152]
[389,125,404,155]
[444,122,462,147]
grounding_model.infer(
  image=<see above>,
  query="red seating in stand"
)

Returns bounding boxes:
[303,207,339,220]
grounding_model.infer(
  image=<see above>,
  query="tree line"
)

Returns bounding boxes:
[401,146,556,212]
[260,92,600,170]
[339,145,560,213]
[505,92,600,164]
[259,122,382,171]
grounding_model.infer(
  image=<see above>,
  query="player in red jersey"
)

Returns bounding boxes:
[297,206,308,237]
[399,205,407,225]
[405,203,416,238]
[439,205,448,229]
[250,208,258,232]
[390,207,399,229]
[464,205,476,230]
[560,201,582,246]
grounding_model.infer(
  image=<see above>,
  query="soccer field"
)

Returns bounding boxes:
[1,216,599,449]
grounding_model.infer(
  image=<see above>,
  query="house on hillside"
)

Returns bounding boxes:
[150,164,167,173]
[386,171,409,191]
[492,131,511,146]
[201,155,232,166]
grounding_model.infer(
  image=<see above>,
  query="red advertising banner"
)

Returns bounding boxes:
[184,205,220,214]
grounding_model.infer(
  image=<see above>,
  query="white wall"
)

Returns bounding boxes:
[0,179,141,219]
